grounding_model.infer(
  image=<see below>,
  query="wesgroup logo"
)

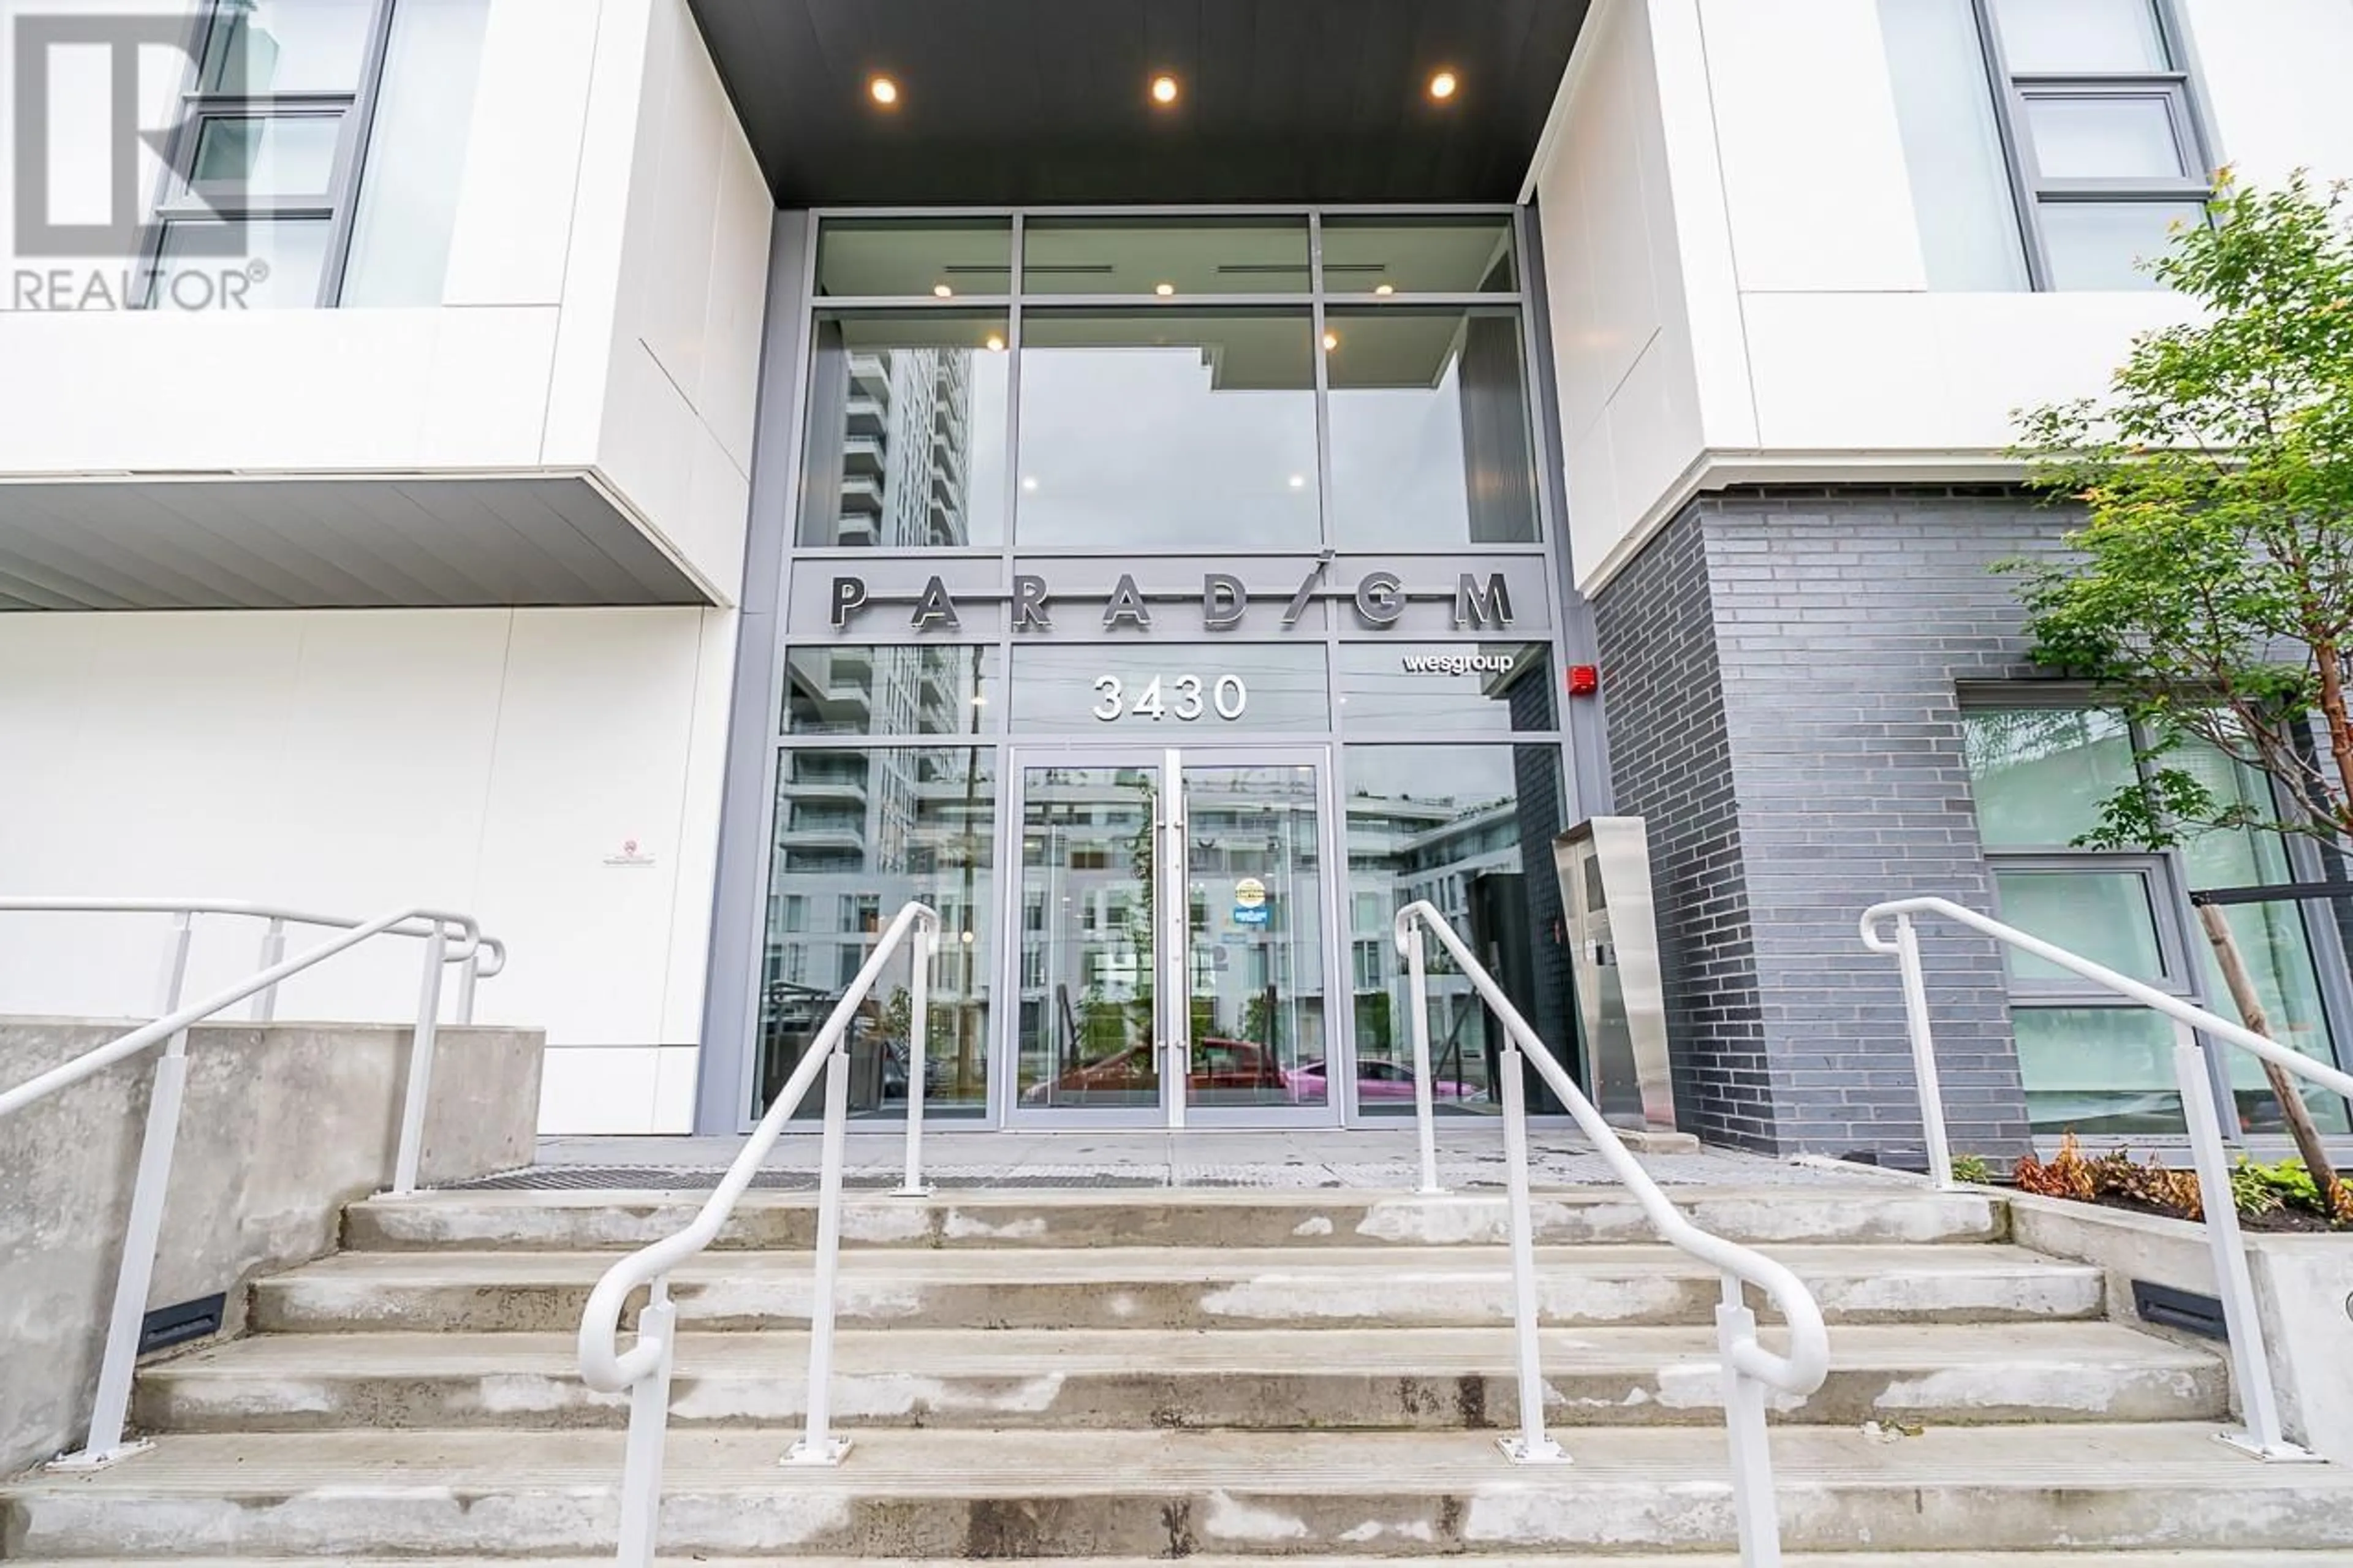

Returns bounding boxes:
[8,12,258,310]
[1400,651,1521,677]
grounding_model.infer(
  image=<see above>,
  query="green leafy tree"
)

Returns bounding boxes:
[2007,172,2353,1205]
[2007,172,2353,853]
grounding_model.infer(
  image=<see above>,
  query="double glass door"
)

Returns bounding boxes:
[1012,748,1335,1126]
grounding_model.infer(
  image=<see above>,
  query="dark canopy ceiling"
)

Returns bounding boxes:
[686,1,1591,206]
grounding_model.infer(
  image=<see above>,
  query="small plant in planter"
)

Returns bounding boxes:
[2015,1134,2353,1230]
[1949,1154,1992,1186]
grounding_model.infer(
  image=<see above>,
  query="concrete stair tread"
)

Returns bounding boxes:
[8,1422,2344,1493]
[347,1186,2003,1251]
[146,1320,2215,1378]
[380,1183,1939,1209]
[268,1241,2082,1284]
[31,1558,2353,1568]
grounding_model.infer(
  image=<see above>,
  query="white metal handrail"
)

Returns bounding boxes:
[1863,894,2353,1464]
[578,899,939,1568]
[1394,900,1827,1567]
[0,897,505,1025]
[0,903,498,1472]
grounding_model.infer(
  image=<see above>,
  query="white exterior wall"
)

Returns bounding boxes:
[0,607,735,1134]
[1539,0,2353,593]
[0,0,770,601]
[0,0,772,1132]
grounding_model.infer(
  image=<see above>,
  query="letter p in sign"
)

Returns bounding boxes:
[830,576,868,629]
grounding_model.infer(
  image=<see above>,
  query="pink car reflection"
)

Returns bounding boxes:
[1286,1058,1488,1104]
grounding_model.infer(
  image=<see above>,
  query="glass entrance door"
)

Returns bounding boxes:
[1011,749,1334,1126]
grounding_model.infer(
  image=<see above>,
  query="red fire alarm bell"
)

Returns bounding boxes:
[1566,664,1600,697]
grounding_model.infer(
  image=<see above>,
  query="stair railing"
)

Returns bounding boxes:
[578,899,939,1568]
[1863,894,2353,1463]
[1394,900,1827,1568]
[0,901,500,1471]
[0,897,506,1026]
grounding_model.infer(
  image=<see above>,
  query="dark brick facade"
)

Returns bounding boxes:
[1592,487,2077,1157]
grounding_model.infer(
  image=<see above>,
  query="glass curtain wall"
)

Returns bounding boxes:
[793,210,1539,553]
[756,209,1572,1126]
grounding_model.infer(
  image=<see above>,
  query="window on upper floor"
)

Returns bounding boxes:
[1879,0,2213,291]
[143,0,489,309]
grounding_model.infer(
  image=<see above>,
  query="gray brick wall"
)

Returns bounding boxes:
[1588,506,1772,1148]
[1593,487,2073,1158]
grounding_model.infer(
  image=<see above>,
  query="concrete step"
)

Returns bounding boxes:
[6,1425,2349,1558]
[28,1559,2353,1568]
[347,1186,2006,1253]
[132,1322,2222,1433]
[250,1243,2104,1333]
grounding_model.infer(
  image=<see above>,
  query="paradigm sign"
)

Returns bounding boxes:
[827,564,1515,634]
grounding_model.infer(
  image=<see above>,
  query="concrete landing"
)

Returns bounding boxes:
[9,1425,2352,1558]
[518,1127,1865,1191]
[37,1558,2353,1568]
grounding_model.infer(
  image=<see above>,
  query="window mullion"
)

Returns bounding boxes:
[317,0,403,306]
[1970,0,2053,290]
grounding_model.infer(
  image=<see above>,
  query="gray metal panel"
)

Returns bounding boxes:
[0,477,711,610]
[697,208,816,1135]
[1555,816,1676,1132]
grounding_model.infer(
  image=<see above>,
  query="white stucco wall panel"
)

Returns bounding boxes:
[0,308,558,475]
[441,0,603,309]
[1534,0,1712,587]
[468,607,713,1048]
[0,607,727,1132]
[1556,0,2353,594]
[587,0,769,599]
[656,610,738,1049]
[1739,292,1953,453]
[1,0,760,606]
[1695,0,1925,295]
[2181,0,2353,186]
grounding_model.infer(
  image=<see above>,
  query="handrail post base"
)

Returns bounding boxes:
[2218,1431,2324,1463]
[1498,1434,1571,1466]
[783,1436,852,1466]
[45,1439,154,1472]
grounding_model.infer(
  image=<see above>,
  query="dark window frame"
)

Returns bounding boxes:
[141,0,400,308]
[1971,0,2219,291]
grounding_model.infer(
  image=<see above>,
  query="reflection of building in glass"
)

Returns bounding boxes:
[757,325,988,1117]
[1343,744,1570,1115]
[824,338,975,548]
[1017,767,1326,1108]
[1346,791,1517,1094]
[759,729,993,1119]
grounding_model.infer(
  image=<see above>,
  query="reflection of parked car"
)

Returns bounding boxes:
[1286,1058,1487,1104]
[1021,1037,1287,1102]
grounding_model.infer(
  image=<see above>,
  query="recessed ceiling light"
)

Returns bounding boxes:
[1322,330,1339,350]
[1428,69,1458,101]
[1287,474,1306,489]
[932,283,953,298]
[1021,475,1039,491]
[984,333,1006,351]
[1151,74,1179,106]
[1154,282,1175,297]
[1374,282,1395,296]
[869,75,900,106]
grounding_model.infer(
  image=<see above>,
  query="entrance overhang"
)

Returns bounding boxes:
[685,1,1593,206]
